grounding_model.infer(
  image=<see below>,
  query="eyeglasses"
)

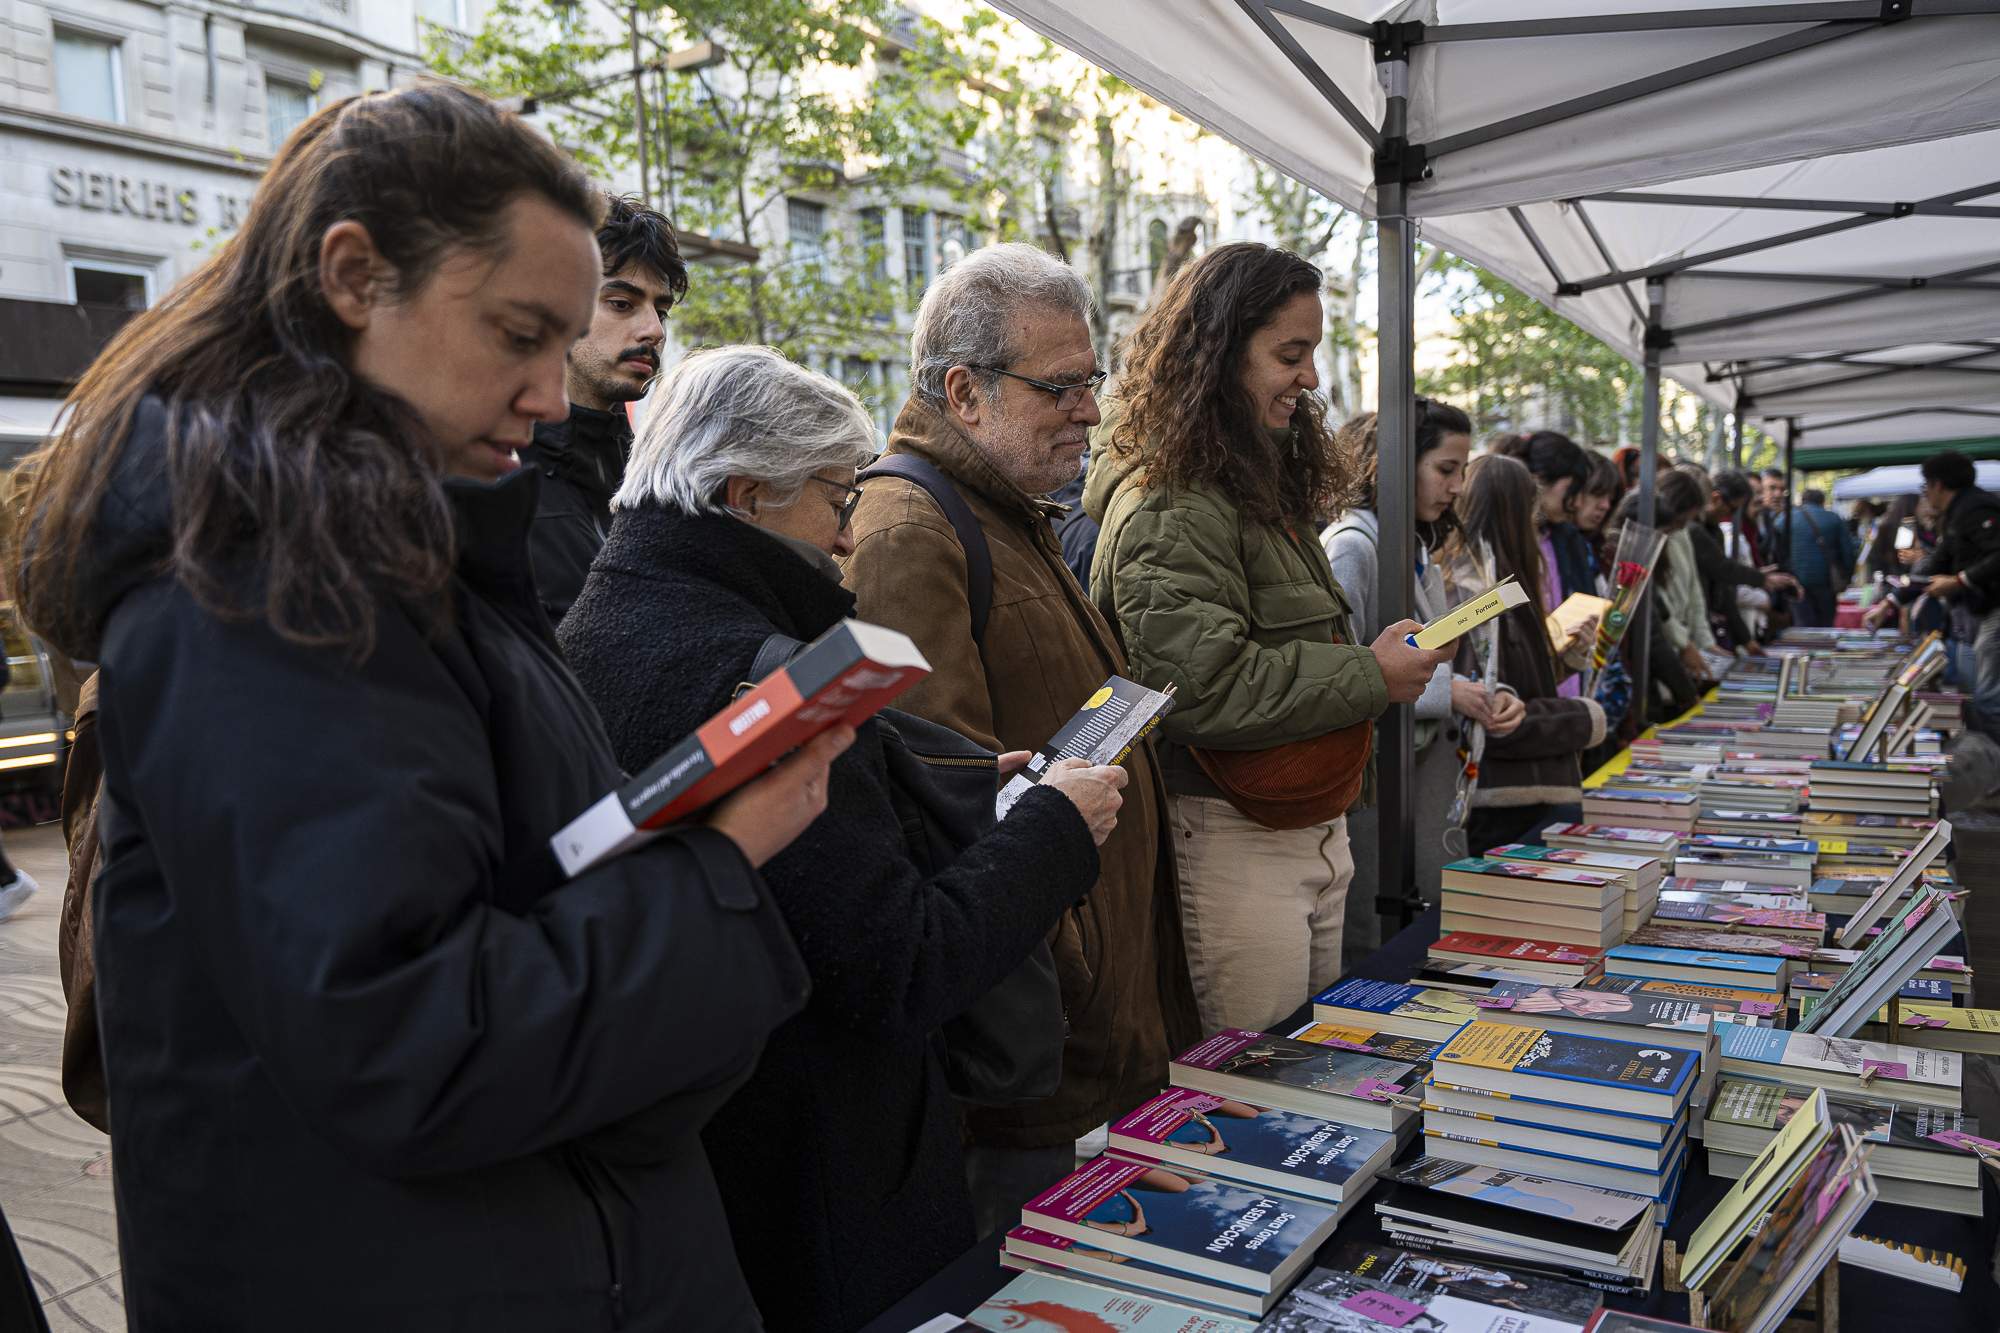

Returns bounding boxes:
[972,365,1107,412]
[807,475,864,531]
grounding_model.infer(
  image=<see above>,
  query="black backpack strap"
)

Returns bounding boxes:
[735,632,804,699]
[858,453,994,648]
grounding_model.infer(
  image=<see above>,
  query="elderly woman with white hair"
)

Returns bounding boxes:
[557,345,1127,1333]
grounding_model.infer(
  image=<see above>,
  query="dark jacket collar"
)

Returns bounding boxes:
[446,467,543,593]
[885,396,1065,523]
[596,502,854,640]
[523,404,631,502]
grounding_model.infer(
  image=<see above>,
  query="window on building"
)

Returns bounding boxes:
[937,214,969,272]
[788,198,827,271]
[266,76,316,150]
[858,208,887,281]
[903,209,931,295]
[1148,219,1170,277]
[68,259,153,311]
[416,0,471,30]
[54,30,124,124]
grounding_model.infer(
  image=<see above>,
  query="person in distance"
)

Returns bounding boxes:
[1085,241,1452,1036]
[558,344,1128,1332]
[1442,455,1607,851]
[518,193,687,626]
[842,244,1198,1238]
[10,83,850,1331]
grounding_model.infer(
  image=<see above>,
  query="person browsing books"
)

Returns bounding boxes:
[1487,430,1596,698]
[841,244,1201,1239]
[1322,398,1522,962]
[8,85,854,1330]
[1438,455,1607,851]
[516,194,686,627]
[558,344,1129,1332]
[1083,242,1452,1036]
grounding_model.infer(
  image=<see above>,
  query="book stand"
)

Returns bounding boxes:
[1662,1240,1839,1332]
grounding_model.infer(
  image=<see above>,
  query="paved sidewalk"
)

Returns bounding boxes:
[0,824,121,1332]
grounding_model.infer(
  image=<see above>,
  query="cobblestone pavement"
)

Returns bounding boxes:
[0,824,121,1332]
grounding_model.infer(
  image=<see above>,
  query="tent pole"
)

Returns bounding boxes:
[1374,46,1419,929]
[1633,280,1665,726]
[1732,400,1746,469]
[1784,421,1798,576]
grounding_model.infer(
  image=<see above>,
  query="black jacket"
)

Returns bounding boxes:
[559,505,1100,1332]
[1934,485,2000,613]
[520,404,631,626]
[1688,520,1765,649]
[70,398,809,1330]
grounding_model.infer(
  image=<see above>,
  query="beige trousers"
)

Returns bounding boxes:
[1169,795,1353,1035]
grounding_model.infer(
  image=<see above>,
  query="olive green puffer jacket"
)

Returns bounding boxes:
[1083,440,1389,802]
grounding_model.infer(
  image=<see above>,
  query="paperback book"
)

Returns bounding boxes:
[1310,978,1480,1041]
[994,675,1176,819]
[1316,1238,1603,1324]
[1168,1030,1421,1132]
[1287,1021,1446,1065]
[1431,1022,1696,1119]
[1002,1226,1269,1318]
[1256,1264,1592,1333]
[968,1269,1256,1333]
[1714,1023,1962,1108]
[1104,1088,1394,1204]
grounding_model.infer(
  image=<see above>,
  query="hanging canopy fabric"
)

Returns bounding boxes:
[1831,460,2000,497]
[990,1,2000,424]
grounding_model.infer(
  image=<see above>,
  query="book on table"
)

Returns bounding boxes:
[1019,1155,1339,1299]
[1830,818,1952,946]
[1415,1126,1688,1201]
[1428,1021,1699,1115]
[1582,1313,1703,1331]
[1702,1126,1876,1333]
[969,1266,1256,1332]
[1580,788,1699,833]
[1541,823,1681,857]
[1439,860,1627,949]
[1286,1021,1445,1065]
[1427,933,1605,986]
[1315,1236,1604,1325]
[550,618,929,876]
[1715,1023,1962,1109]
[1657,884,1809,912]
[1414,961,1592,997]
[1678,1088,1833,1292]
[1254,1261,1595,1333]
[1670,849,1815,890]
[1468,983,1719,1090]
[1644,900,1824,943]
[1602,945,1788,995]
[1102,1087,1394,1206]
[1702,1074,1980,1202]
[1309,978,1480,1042]
[1167,1029,1421,1133]
[1421,1093,1687,1176]
[1620,924,1813,961]
[1373,1156,1655,1280]
[1000,1226,1269,1319]
[994,674,1175,819]
[1484,844,1663,899]
[1836,1233,1967,1291]
[1890,1002,2000,1054]
[1809,944,1970,995]
[1571,974,1784,1024]
[1795,887,1961,1037]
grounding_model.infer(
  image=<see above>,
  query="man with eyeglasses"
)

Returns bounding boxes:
[844,243,1200,1236]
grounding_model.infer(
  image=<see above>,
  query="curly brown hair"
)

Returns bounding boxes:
[1110,242,1349,525]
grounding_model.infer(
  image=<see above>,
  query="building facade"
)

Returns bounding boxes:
[0,0,449,456]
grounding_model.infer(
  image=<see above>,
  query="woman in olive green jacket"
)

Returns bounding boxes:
[1083,243,1451,1035]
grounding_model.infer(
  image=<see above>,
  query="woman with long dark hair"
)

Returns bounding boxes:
[1083,242,1450,1034]
[10,84,847,1328]
[1323,400,1521,958]
[1441,455,1606,851]
[1489,431,1597,696]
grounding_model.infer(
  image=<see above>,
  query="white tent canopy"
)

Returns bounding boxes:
[986,0,2000,919]
[1832,461,2000,499]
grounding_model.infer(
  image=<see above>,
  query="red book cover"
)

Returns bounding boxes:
[551,619,929,876]
[1432,932,1606,966]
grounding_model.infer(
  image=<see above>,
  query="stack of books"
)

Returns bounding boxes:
[1424,933,1605,989]
[1801,810,1936,847]
[1372,1157,1660,1295]
[1798,886,1962,1037]
[1308,978,1477,1045]
[1694,809,1803,837]
[1015,1153,1340,1318]
[1438,858,1627,949]
[1260,1250,1602,1330]
[1166,1030,1422,1137]
[1808,759,1937,819]
[1673,840,1816,890]
[1714,1024,1963,1110]
[1471,980,1721,1106]
[1602,944,1789,998]
[1581,786,1699,834]
[1486,843,1663,937]
[1645,900,1825,945]
[1703,1076,1982,1216]
[1420,1020,1695,1202]
[967,1268,1258,1330]
[1543,823,1682,860]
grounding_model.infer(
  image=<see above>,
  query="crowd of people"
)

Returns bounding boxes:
[10,83,1995,1330]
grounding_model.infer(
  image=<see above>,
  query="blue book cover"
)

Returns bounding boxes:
[1606,945,1786,979]
[1434,1021,1698,1103]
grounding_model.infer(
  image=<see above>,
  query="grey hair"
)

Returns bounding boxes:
[910,242,1094,407]
[615,345,877,516]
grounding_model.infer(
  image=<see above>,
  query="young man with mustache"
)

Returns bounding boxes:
[520,194,687,625]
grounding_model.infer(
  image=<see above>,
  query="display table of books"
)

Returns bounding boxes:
[863,631,1999,1333]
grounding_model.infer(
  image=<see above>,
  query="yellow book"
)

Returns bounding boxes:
[1683,1088,1831,1291]
[1546,592,1612,651]
[1411,577,1531,651]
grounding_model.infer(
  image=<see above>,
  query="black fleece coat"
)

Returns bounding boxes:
[68,398,810,1330]
[519,404,631,626]
[559,505,1100,1333]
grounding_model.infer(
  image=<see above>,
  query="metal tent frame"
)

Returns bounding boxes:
[1215,0,1999,930]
